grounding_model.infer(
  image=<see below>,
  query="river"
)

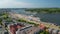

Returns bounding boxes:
[11,9,60,25]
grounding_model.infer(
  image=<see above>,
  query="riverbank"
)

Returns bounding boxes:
[9,12,60,30]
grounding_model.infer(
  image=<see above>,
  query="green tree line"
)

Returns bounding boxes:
[25,8,60,13]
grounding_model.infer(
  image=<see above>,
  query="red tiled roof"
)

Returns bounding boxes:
[9,24,23,34]
[10,25,16,34]
[17,25,22,29]
[40,23,45,30]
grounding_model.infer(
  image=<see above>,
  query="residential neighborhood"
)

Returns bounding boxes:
[0,9,60,34]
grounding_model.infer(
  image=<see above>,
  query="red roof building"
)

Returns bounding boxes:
[9,23,24,34]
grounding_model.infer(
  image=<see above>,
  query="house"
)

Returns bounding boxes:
[8,23,25,34]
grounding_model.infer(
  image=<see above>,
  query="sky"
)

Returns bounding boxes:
[0,0,60,8]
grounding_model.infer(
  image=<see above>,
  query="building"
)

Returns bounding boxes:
[16,25,40,34]
[0,25,7,34]
[8,23,25,34]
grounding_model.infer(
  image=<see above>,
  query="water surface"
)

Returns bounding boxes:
[11,9,60,25]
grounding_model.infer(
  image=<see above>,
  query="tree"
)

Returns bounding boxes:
[0,18,3,25]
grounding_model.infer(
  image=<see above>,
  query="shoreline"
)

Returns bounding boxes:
[9,12,60,30]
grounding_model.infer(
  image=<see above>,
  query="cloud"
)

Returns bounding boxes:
[0,0,33,8]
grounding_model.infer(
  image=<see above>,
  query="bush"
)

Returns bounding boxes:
[17,19,38,26]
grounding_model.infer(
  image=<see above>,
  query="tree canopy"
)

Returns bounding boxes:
[25,8,60,13]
